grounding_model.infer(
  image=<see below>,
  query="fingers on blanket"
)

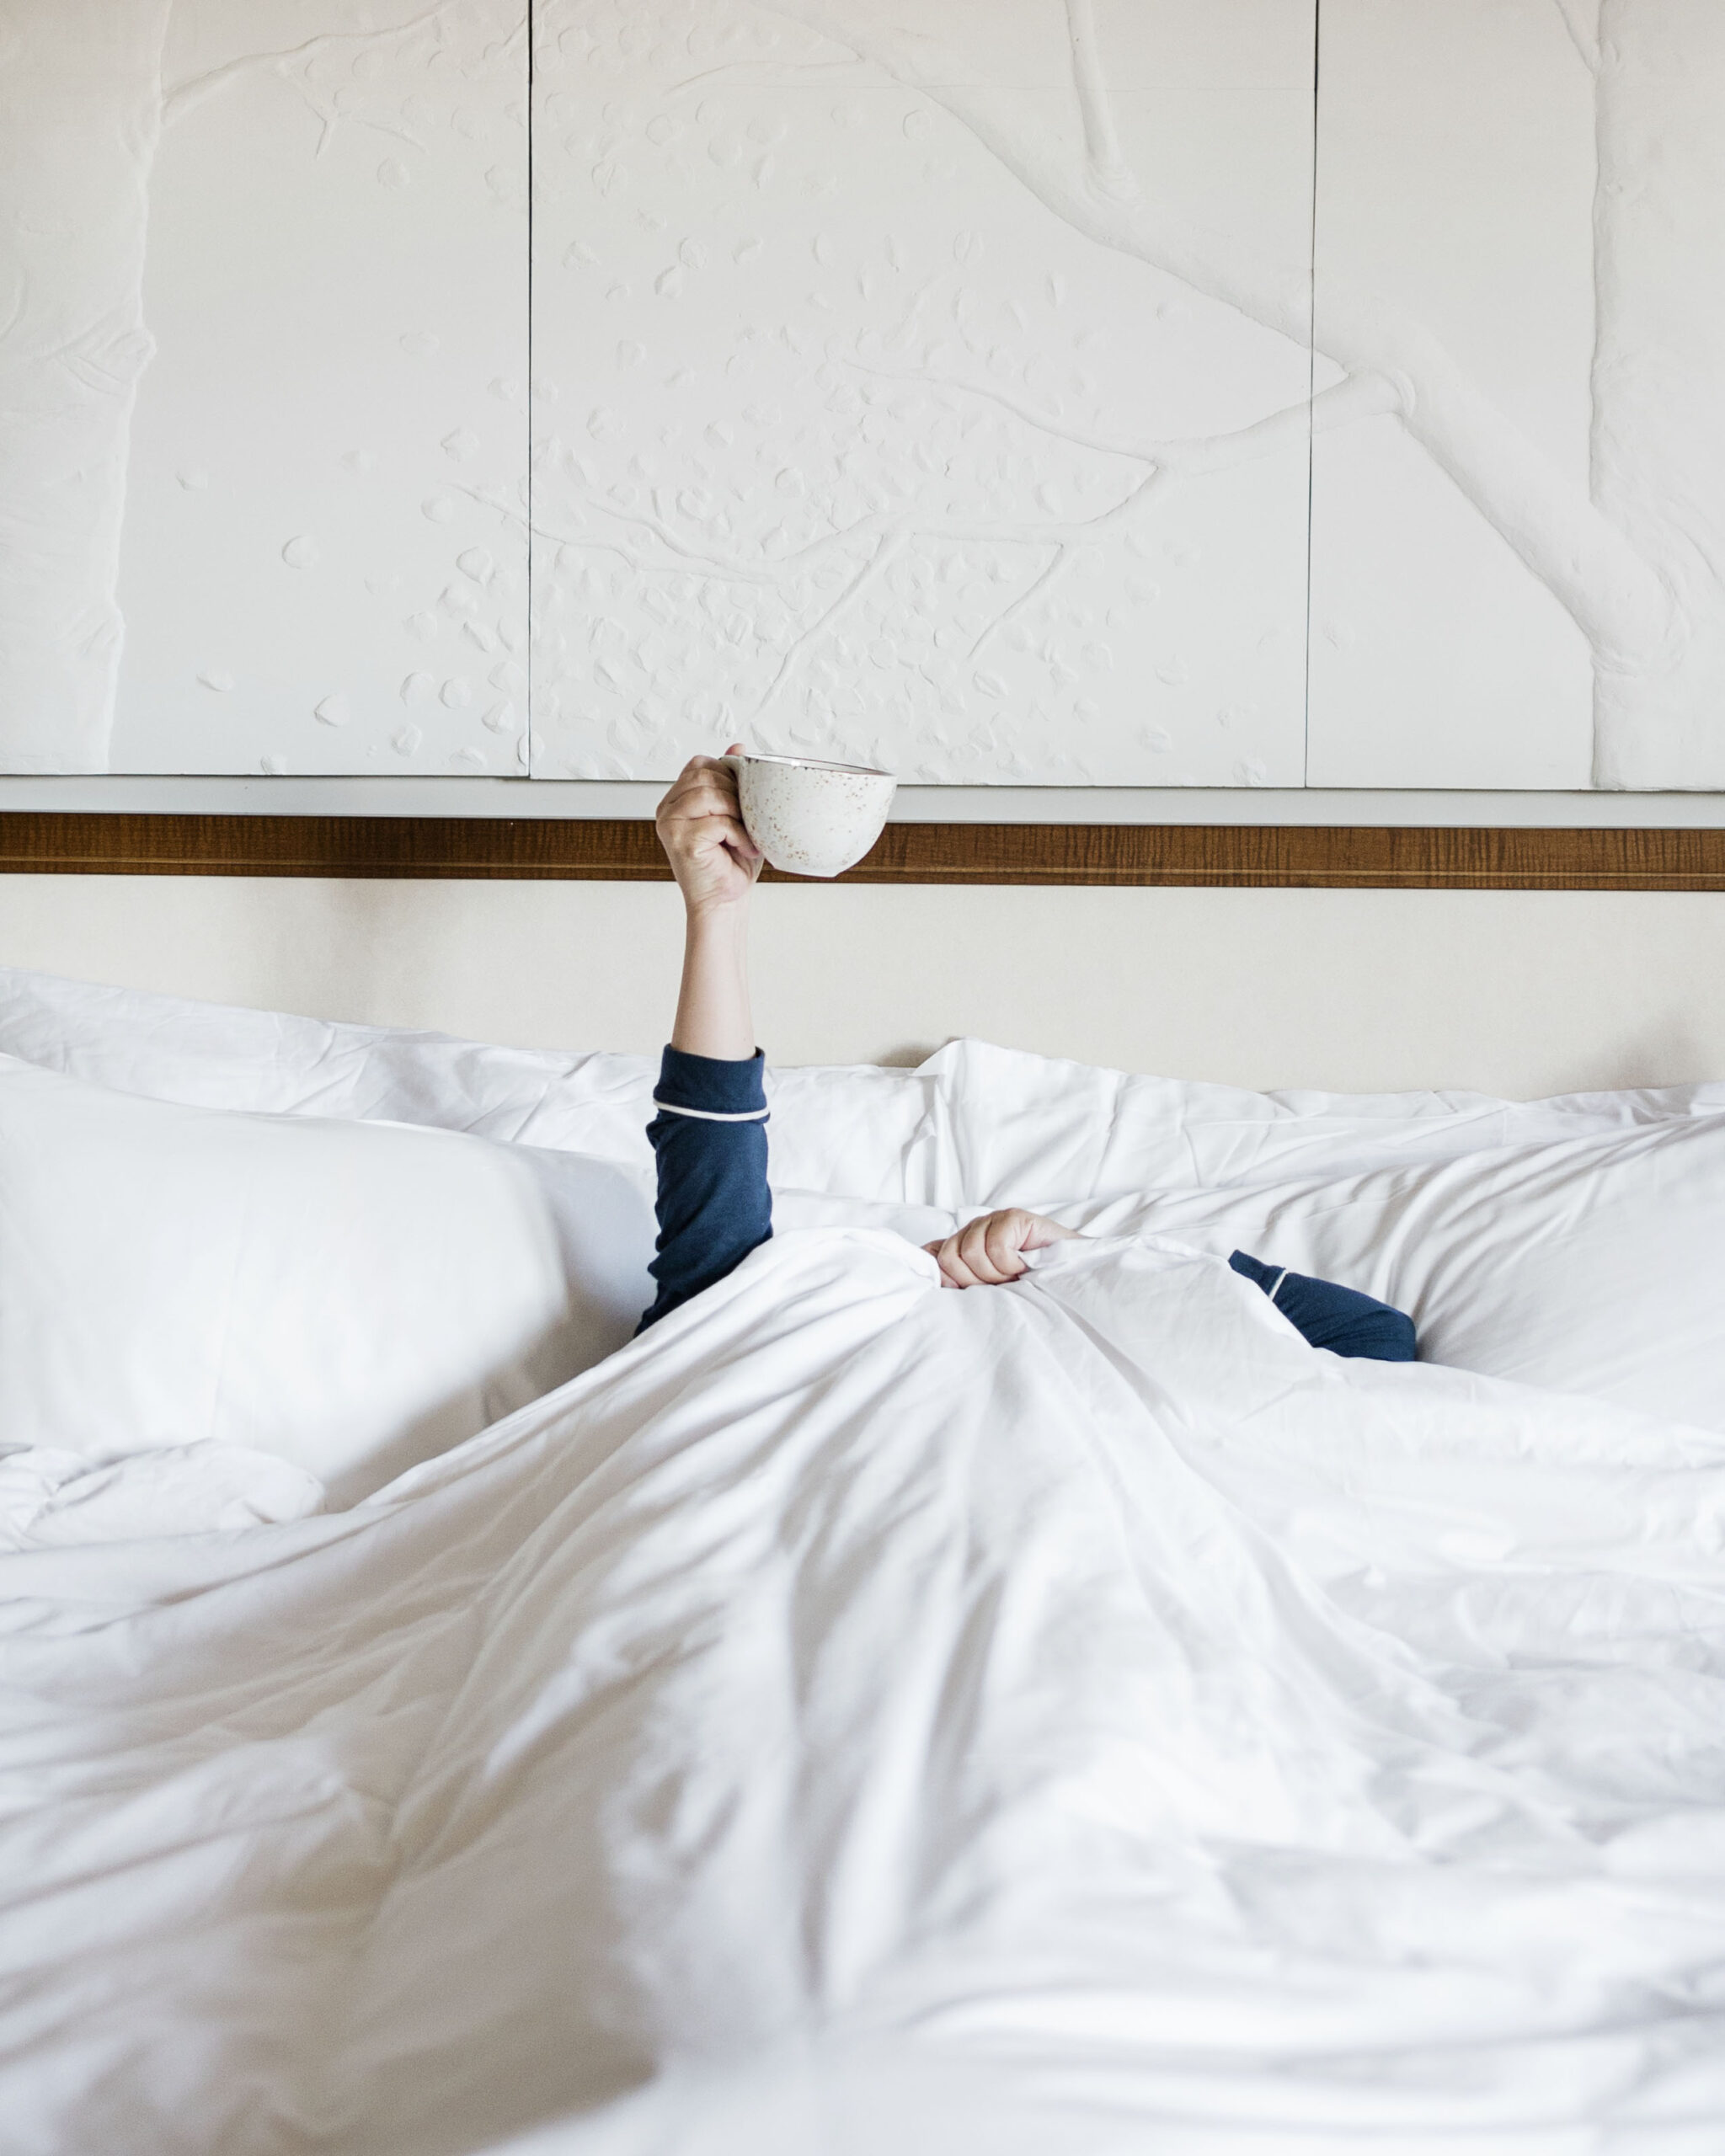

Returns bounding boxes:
[922,1208,1076,1289]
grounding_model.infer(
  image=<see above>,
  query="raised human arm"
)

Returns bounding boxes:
[637,749,772,1333]
[660,746,761,1059]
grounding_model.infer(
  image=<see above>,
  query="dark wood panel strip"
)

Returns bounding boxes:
[3,813,1725,888]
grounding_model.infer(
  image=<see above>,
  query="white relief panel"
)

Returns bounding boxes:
[1310,0,1725,792]
[8,1,1719,791]
[0,3,173,772]
[528,0,1317,783]
[105,1,530,776]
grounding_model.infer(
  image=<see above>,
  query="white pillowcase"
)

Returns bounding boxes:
[1065,1116,1725,1433]
[0,968,943,1203]
[10,966,1725,1437]
[0,1056,659,1508]
[923,1038,1725,1209]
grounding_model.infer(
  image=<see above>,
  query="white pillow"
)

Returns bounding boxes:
[0,968,943,1203]
[1065,1116,1725,1432]
[922,1038,1725,1209]
[0,1056,658,1507]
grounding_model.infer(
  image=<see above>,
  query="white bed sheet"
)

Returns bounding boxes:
[4,970,1725,2153]
[1051,1115,1725,1437]
[4,1231,1725,2154]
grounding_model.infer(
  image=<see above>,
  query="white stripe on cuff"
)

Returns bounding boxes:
[651,1097,771,1123]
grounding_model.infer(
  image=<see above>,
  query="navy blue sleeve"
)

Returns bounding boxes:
[1229,1249,1418,1363]
[636,1045,772,1334]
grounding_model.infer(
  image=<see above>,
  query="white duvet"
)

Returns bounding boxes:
[3,973,1725,2153]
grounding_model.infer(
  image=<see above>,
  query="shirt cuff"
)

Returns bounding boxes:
[654,1043,768,1118]
[1228,1250,1282,1296]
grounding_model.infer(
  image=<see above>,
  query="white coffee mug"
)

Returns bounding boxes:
[722,751,896,878]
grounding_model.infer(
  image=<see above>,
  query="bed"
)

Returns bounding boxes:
[3,963,1724,2155]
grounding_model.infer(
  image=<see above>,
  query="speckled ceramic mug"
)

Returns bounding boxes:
[722,752,896,879]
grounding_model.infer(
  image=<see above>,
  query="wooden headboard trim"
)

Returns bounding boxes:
[2,814,1723,889]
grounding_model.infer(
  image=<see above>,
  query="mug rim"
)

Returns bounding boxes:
[721,750,894,781]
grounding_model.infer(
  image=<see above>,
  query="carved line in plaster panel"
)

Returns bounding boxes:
[1588,0,1725,786]
[533,0,1725,788]
[1306,0,1725,789]
[780,0,1725,788]
[1,0,1719,783]
[526,0,1318,782]
[0,0,531,776]
[115,0,531,777]
[0,3,174,771]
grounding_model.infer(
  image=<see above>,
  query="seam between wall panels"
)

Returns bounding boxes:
[526,0,535,780]
[1311,0,1319,788]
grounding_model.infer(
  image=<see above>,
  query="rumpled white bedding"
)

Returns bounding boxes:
[3,970,1725,2153]
[8,968,1722,1209]
[7,1230,1725,2154]
[0,967,941,1202]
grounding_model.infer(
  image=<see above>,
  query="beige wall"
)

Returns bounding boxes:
[1,873,1722,1099]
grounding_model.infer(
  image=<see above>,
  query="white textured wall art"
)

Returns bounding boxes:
[0,2,173,771]
[1311,0,1725,792]
[527,0,1318,782]
[3,1,1723,788]
[0,1,529,777]
[115,0,529,776]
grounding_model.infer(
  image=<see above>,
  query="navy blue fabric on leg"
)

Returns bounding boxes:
[637,1044,772,1333]
[1229,1249,1417,1362]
